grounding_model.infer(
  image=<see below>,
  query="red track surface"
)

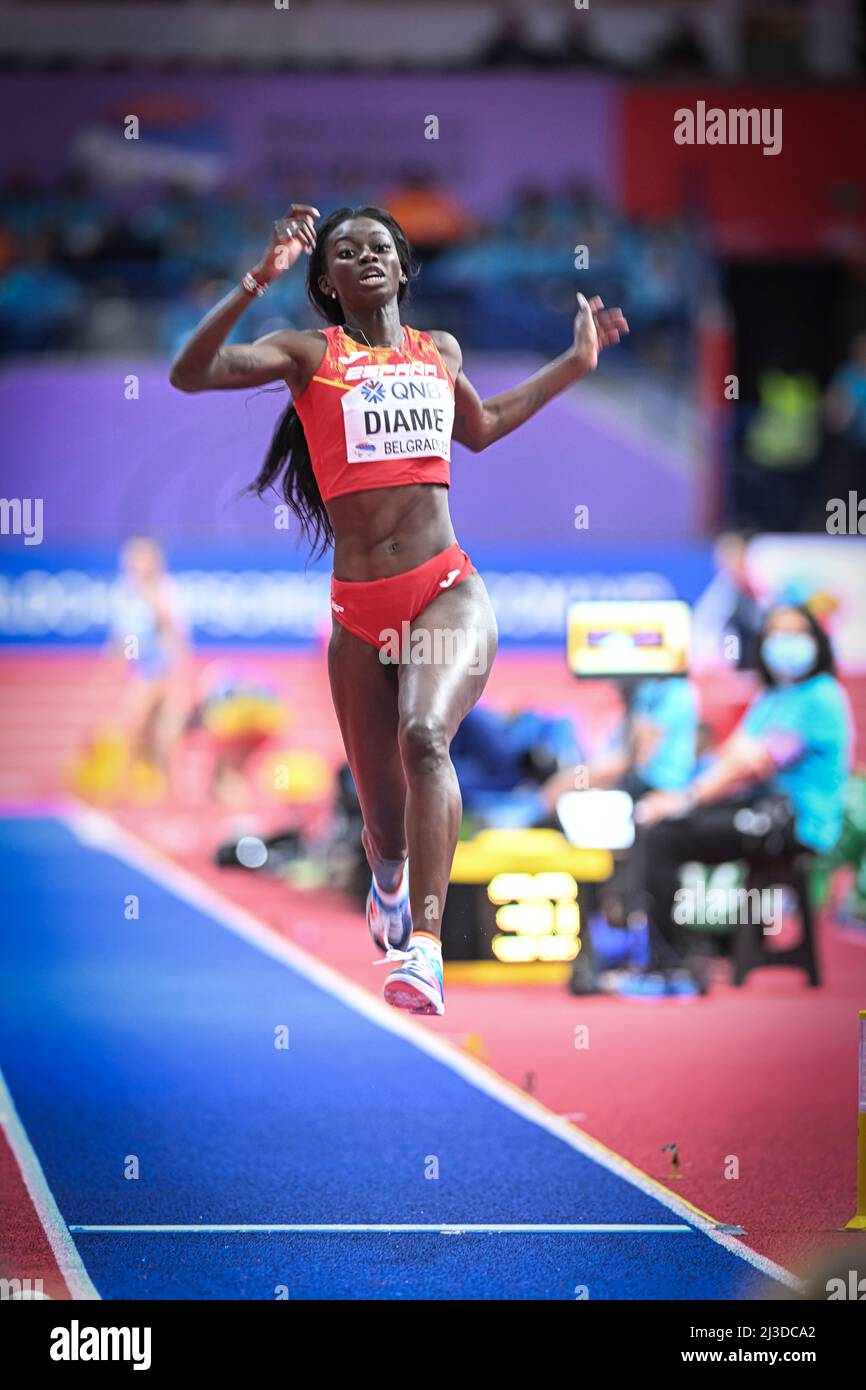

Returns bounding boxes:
[0,1131,71,1299]
[2,650,866,1288]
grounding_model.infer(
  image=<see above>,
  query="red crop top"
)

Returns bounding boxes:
[291,324,456,503]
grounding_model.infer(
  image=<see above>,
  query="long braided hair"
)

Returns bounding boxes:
[249,207,414,560]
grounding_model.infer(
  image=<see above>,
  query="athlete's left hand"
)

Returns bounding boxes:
[572,294,629,371]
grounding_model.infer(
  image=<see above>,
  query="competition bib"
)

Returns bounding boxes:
[341,365,454,465]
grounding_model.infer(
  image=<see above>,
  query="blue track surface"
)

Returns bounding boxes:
[0,816,784,1299]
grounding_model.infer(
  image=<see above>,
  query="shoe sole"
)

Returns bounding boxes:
[383,974,444,1016]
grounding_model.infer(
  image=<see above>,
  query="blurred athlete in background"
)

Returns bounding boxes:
[110,536,189,795]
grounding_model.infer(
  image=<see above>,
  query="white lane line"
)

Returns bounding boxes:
[63,800,802,1293]
[0,1071,101,1301]
[70,1223,693,1234]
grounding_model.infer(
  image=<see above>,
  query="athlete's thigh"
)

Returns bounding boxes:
[327,617,405,801]
[396,572,499,736]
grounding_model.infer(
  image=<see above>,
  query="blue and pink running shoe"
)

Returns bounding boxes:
[378,933,445,1016]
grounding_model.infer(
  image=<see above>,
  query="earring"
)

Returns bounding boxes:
[400,274,407,284]
[331,290,337,298]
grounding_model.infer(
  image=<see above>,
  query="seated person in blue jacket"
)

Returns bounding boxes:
[450,704,583,828]
[633,604,853,992]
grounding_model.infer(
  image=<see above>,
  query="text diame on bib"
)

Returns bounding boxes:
[341,368,454,465]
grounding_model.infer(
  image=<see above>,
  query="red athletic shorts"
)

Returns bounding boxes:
[329,541,477,649]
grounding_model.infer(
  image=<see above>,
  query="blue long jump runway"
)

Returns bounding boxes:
[0,812,795,1300]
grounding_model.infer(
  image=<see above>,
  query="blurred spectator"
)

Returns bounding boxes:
[823,331,866,502]
[510,185,559,247]
[0,162,700,379]
[694,719,716,777]
[692,532,765,672]
[109,536,190,797]
[631,603,853,994]
[186,661,284,808]
[542,674,698,812]
[0,230,82,354]
[451,704,584,829]
[621,676,699,795]
[383,169,474,259]
[542,674,698,949]
[741,369,823,529]
[621,217,695,372]
[54,170,106,265]
[746,369,822,469]
[0,171,53,240]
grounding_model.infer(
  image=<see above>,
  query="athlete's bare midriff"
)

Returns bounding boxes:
[327,482,457,582]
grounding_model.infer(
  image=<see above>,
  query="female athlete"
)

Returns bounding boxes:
[170,203,628,1016]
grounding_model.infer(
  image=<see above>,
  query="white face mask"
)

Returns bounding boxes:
[761,631,818,682]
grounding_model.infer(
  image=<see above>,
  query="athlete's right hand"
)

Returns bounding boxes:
[253,204,320,283]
